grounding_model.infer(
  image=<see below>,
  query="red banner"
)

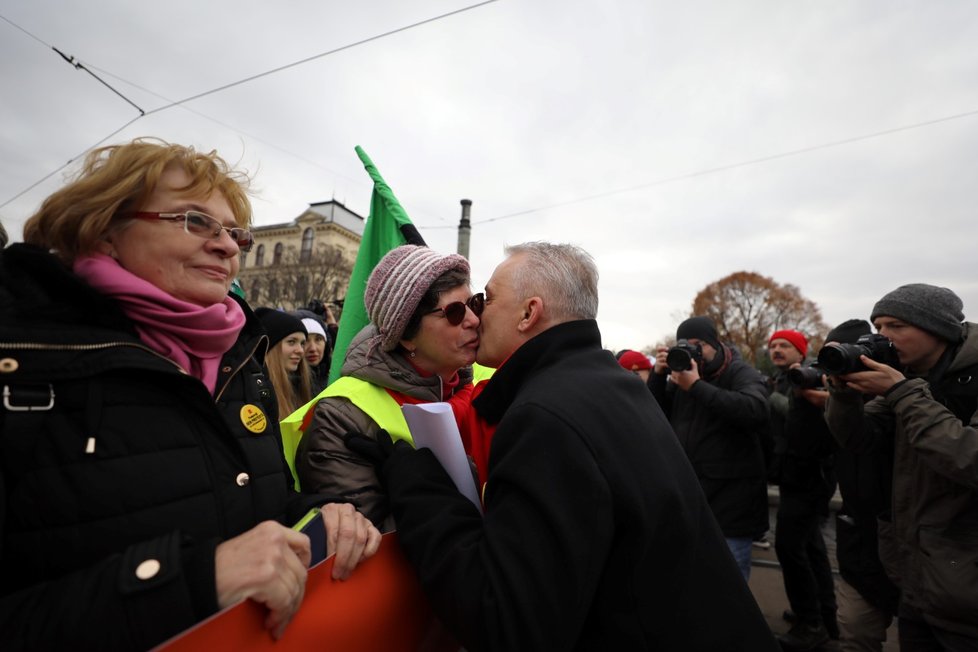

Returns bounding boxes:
[155,533,458,651]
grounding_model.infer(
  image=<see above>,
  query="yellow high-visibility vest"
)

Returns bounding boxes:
[279,377,411,491]
[280,364,494,491]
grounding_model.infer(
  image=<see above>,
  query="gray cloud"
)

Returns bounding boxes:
[2,0,976,349]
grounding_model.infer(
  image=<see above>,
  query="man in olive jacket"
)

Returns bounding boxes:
[650,316,770,580]
[351,243,777,651]
[825,284,978,649]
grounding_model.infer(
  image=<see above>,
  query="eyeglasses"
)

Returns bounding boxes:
[427,293,485,325]
[129,211,254,252]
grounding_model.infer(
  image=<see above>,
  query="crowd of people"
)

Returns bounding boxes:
[618,285,978,652]
[2,138,976,652]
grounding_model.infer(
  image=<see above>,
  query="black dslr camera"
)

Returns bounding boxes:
[667,339,703,372]
[787,363,826,389]
[306,298,328,317]
[306,298,344,317]
[817,333,899,375]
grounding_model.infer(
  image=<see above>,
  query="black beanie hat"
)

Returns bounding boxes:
[255,307,307,348]
[676,316,721,350]
[870,284,964,344]
[825,319,871,345]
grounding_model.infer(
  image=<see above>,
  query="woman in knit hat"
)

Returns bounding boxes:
[296,244,483,530]
[256,307,310,418]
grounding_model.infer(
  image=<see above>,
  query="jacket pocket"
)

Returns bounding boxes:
[917,526,978,623]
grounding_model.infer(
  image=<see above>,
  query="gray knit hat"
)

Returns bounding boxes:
[364,245,470,351]
[870,283,964,343]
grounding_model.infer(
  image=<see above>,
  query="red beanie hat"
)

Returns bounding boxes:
[769,329,808,357]
[618,350,652,371]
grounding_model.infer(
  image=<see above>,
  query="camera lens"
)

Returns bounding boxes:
[817,345,847,375]
[666,348,693,372]
[817,343,866,375]
[787,366,824,389]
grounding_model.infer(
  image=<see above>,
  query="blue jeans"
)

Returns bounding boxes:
[726,537,752,581]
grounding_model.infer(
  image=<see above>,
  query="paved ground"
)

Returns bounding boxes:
[747,497,899,651]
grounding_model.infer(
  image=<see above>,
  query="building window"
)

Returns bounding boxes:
[250,279,261,303]
[254,244,265,267]
[239,251,247,268]
[300,227,314,263]
[273,242,283,265]
[296,274,309,304]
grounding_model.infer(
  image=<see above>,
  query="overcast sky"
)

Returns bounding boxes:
[2,0,977,351]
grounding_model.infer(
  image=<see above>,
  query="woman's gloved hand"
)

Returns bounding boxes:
[343,429,414,479]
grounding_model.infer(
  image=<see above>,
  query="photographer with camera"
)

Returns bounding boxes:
[825,284,978,651]
[766,330,838,651]
[650,316,770,580]
[818,319,899,652]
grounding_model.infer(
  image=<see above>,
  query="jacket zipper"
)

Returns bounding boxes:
[214,334,268,403]
[0,341,185,456]
[0,340,188,373]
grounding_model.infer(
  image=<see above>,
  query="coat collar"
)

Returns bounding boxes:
[1,243,134,339]
[473,319,601,425]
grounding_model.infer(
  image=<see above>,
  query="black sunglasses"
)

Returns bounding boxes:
[427,293,485,325]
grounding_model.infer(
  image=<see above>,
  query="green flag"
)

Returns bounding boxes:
[327,146,425,384]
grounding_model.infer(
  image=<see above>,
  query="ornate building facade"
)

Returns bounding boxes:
[238,200,364,309]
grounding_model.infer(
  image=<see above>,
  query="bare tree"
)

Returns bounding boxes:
[242,243,353,310]
[690,271,829,366]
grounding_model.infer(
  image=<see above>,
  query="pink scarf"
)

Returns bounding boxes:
[73,254,246,394]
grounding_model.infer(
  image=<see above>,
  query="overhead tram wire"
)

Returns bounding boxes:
[461,107,978,227]
[0,13,47,46]
[0,15,144,114]
[0,0,498,214]
[81,63,369,193]
[52,47,145,115]
[0,13,149,211]
[141,0,499,116]
[0,116,144,211]
[8,5,972,228]
[78,65,453,227]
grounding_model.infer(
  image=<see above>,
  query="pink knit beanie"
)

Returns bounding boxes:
[364,245,470,351]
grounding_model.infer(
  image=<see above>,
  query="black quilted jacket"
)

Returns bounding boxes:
[0,244,322,650]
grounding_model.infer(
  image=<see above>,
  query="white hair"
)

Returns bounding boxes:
[504,242,598,322]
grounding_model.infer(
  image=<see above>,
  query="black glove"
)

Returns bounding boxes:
[344,429,413,476]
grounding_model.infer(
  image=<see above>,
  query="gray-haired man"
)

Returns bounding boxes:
[350,242,778,651]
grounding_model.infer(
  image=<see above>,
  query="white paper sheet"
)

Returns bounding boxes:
[401,402,482,511]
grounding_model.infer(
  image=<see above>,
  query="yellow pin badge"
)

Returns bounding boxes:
[240,404,268,434]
